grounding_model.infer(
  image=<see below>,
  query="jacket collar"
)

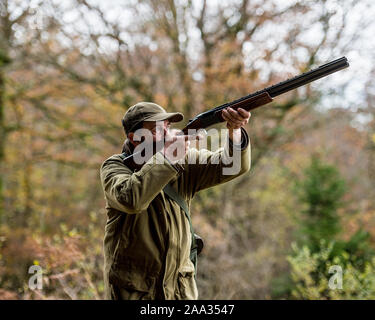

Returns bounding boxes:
[121,139,134,156]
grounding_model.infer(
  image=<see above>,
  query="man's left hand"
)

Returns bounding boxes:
[222,107,251,144]
[222,107,251,129]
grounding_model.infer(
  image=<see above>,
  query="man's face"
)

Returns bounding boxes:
[142,120,171,142]
[128,120,171,147]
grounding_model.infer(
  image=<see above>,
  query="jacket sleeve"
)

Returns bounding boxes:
[182,128,251,197]
[100,152,182,214]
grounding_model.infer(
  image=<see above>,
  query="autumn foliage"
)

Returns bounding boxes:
[0,0,374,299]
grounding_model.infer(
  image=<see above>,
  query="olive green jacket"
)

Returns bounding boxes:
[100,130,251,300]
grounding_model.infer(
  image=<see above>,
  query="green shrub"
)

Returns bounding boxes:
[288,241,375,299]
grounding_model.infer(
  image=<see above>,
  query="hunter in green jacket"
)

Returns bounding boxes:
[100,102,251,300]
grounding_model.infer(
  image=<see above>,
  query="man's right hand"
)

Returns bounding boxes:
[161,129,191,164]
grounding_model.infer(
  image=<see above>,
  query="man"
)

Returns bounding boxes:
[100,102,251,300]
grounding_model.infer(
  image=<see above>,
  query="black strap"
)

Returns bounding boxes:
[163,184,195,247]
[163,184,190,219]
[163,183,201,272]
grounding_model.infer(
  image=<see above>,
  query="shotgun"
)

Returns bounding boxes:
[124,56,349,169]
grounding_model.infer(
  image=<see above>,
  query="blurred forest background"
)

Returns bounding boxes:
[1,0,375,299]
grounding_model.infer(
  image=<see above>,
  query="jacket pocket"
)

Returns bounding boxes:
[177,261,198,300]
[109,261,156,297]
[110,284,151,300]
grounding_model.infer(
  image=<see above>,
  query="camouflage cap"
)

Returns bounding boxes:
[122,102,184,134]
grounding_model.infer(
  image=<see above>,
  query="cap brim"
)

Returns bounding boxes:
[144,112,184,123]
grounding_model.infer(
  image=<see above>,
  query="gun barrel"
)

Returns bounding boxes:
[197,57,349,118]
[266,56,349,97]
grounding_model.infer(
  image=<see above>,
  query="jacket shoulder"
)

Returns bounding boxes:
[100,153,129,172]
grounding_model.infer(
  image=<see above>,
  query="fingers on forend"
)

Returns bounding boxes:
[227,107,243,121]
[237,108,251,118]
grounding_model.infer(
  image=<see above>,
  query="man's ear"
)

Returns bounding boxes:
[128,132,136,146]
[128,132,143,147]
